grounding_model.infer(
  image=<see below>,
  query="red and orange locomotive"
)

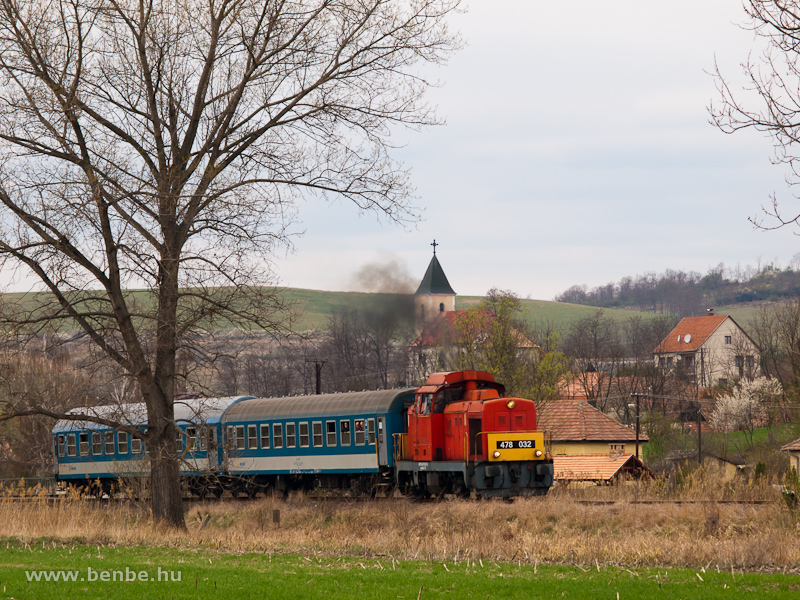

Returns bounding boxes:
[395,370,553,498]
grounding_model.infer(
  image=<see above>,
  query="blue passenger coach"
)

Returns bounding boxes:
[52,396,253,494]
[220,388,415,495]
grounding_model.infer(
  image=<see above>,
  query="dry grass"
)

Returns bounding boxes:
[1,472,798,570]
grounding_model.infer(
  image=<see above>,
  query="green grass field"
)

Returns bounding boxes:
[1,286,767,336]
[0,542,798,600]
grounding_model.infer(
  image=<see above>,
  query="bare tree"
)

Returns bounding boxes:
[0,0,459,527]
[711,1,800,232]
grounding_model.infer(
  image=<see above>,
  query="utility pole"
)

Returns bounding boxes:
[697,397,703,466]
[305,358,326,395]
[628,393,641,459]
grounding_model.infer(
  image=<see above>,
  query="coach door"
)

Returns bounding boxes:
[376,417,388,465]
[209,428,219,472]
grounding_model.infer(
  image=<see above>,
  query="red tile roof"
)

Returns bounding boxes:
[554,454,653,481]
[653,315,728,353]
[538,399,647,442]
[781,437,800,452]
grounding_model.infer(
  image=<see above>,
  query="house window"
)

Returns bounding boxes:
[735,355,743,368]
[326,421,337,446]
[260,424,270,449]
[658,357,665,368]
[724,336,731,344]
[609,444,625,452]
[683,354,694,369]
[667,357,674,368]
[273,423,284,449]
[299,422,310,448]
[340,420,351,446]
[439,302,445,312]
[745,355,755,368]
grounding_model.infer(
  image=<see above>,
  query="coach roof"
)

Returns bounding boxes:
[222,388,415,422]
[52,396,254,433]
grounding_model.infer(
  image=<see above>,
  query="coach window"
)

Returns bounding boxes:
[235,425,246,450]
[367,419,376,445]
[79,433,89,456]
[312,422,323,447]
[340,420,351,446]
[226,426,234,451]
[248,424,258,450]
[66,434,76,457]
[91,432,102,455]
[187,427,197,451]
[286,423,296,448]
[104,433,115,455]
[199,427,208,451]
[326,421,337,446]
[354,419,365,446]
[299,422,310,448]
[260,424,270,449]
[58,435,65,457]
[118,432,129,454]
[131,437,143,453]
[273,423,284,449]
[176,428,183,453]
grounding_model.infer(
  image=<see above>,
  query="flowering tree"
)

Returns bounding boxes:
[710,377,783,448]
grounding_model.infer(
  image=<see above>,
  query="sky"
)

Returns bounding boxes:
[273,0,800,300]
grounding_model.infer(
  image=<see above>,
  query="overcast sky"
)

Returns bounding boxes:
[274,0,800,300]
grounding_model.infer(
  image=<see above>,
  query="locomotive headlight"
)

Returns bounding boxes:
[506,400,516,409]
[492,451,501,458]
[535,449,543,457]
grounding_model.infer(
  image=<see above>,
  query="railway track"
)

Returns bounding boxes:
[0,494,779,506]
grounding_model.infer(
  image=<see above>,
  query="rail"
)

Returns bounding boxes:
[0,477,57,495]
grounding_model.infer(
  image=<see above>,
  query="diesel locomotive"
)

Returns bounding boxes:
[52,370,553,498]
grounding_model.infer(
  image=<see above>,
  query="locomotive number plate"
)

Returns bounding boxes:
[496,440,535,450]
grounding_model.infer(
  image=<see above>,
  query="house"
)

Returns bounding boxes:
[663,450,749,481]
[653,312,760,387]
[554,454,653,486]
[537,398,648,459]
[782,437,800,474]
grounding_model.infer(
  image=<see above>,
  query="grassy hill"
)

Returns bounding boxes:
[0,287,765,334]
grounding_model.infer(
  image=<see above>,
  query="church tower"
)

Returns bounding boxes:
[415,241,456,327]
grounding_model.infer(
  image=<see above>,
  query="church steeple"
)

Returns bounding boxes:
[415,243,456,326]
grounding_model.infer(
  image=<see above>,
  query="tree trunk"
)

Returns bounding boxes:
[148,418,186,530]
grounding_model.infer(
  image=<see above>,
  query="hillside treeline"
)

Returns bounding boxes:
[555,261,800,315]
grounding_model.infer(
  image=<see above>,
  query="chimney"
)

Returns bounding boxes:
[707,308,715,316]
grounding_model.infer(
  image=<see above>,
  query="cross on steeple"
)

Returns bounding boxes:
[431,239,438,255]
